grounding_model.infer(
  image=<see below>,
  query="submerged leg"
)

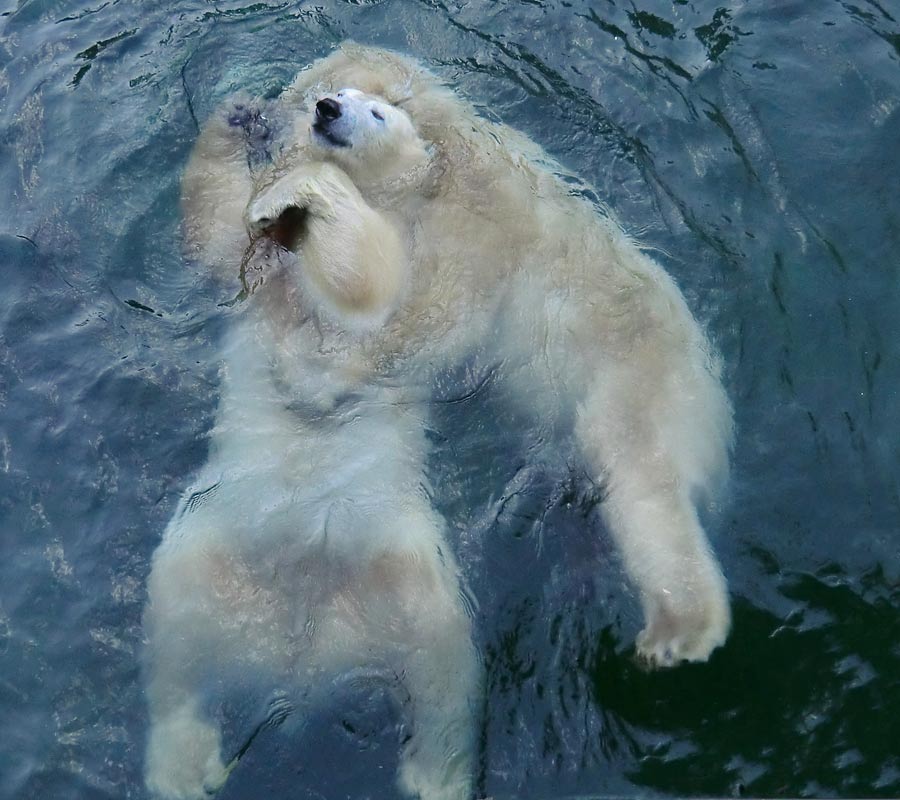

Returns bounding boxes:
[390,552,481,800]
[143,527,289,798]
[335,505,481,800]
[145,691,229,800]
[394,566,480,800]
[143,538,231,799]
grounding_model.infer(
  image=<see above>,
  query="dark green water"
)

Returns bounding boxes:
[1,1,898,798]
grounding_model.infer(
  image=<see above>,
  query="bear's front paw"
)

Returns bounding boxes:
[145,709,230,799]
[225,99,270,140]
[224,97,274,168]
[635,573,730,668]
[246,163,347,236]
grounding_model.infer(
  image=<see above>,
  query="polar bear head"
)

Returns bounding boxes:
[308,87,430,182]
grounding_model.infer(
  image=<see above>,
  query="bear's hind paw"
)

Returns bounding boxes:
[635,590,730,669]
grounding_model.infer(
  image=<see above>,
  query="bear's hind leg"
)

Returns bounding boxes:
[393,566,480,800]
[576,356,732,668]
[345,508,481,800]
[145,691,229,800]
[143,533,278,799]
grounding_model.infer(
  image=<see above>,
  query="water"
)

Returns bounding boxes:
[1,1,898,798]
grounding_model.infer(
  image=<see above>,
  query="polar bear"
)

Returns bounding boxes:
[143,44,732,800]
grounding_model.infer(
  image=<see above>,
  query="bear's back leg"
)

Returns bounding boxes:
[575,337,732,667]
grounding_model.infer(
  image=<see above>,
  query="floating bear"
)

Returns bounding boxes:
[143,43,733,800]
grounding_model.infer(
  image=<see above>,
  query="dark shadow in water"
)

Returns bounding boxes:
[591,570,900,798]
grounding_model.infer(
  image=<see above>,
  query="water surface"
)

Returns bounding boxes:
[1,1,899,798]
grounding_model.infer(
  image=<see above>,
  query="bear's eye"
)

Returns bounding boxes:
[371,109,385,122]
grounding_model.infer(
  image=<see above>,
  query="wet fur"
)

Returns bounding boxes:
[145,43,733,800]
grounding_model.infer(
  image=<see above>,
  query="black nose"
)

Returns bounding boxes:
[316,97,341,122]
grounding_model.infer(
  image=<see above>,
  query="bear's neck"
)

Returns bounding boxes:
[351,146,440,208]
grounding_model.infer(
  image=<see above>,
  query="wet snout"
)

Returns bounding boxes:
[315,97,342,123]
[311,96,352,148]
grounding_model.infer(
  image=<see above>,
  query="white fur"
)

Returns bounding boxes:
[146,44,733,800]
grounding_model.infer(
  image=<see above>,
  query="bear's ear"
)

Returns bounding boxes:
[383,78,415,107]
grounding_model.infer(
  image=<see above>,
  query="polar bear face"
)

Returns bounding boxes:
[309,87,429,180]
